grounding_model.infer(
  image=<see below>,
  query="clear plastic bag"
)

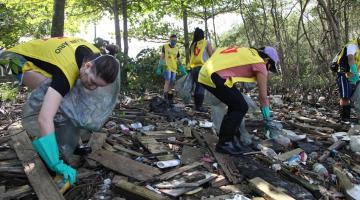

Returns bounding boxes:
[22,72,120,157]
[351,84,360,116]
[174,73,193,104]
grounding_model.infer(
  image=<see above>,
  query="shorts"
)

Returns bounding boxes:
[336,72,354,99]
[163,70,176,81]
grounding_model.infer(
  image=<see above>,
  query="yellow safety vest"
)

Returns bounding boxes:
[164,44,179,73]
[8,37,100,88]
[198,47,265,88]
[188,39,207,68]
[337,39,360,72]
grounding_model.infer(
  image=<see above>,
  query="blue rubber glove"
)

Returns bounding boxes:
[260,106,271,121]
[156,60,165,76]
[349,64,359,84]
[179,64,187,75]
[32,133,77,185]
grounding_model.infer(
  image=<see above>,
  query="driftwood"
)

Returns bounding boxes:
[156,161,203,181]
[318,140,346,162]
[249,177,295,200]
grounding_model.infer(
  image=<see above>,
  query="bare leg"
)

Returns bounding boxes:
[163,80,171,93]
[22,71,48,90]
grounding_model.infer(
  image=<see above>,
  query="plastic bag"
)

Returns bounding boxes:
[174,73,193,104]
[351,83,360,116]
[22,72,120,158]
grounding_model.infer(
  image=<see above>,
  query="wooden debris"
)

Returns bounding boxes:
[155,171,216,188]
[211,175,229,188]
[192,130,206,147]
[278,148,304,161]
[203,133,242,184]
[11,131,65,200]
[249,177,295,200]
[88,149,161,181]
[0,150,17,160]
[88,132,107,152]
[157,161,203,181]
[183,127,192,138]
[181,145,206,165]
[0,185,33,200]
[318,140,346,162]
[112,175,170,200]
[141,130,176,138]
[137,136,174,160]
[76,168,97,179]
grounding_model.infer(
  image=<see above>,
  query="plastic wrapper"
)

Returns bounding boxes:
[210,93,256,145]
[22,72,120,158]
[174,73,193,104]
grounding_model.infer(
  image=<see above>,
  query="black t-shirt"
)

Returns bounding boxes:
[23,46,92,97]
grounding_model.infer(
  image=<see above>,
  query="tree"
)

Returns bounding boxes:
[51,0,65,37]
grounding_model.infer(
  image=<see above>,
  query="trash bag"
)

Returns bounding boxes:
[210,93,256,145]
[351,83,360,117]
[149,96,169,113]
[22,72,121,158]
[174,73,193,104]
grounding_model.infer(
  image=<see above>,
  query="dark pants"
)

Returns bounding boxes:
[191,66,205,108]
[195,71,248,143]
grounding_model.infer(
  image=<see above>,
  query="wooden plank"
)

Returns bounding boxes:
[333,166,360,200]
[192,130,206,147]
[0,185,33,200]
[181,145,206,165]
[11,132,65,200]
[318,140,346,162]
[0,150,17,160]
[112,175,170,200]
[157,161,203,181]
[156,171,217,188]
[141,130,176,136]
[249,177,295,200]
[278,148,303,161]
[183,127,192,138]
[203,133,242,184]
[137,136,174,160]
[0,159,21,167]
[88,149,161,181]
[88,132,107,152]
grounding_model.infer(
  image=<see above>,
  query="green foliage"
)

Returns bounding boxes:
[0,83,17,101]
[116,48,162,94]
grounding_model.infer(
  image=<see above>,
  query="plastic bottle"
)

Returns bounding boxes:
[312,163,329,181]
[92,178,112,200]
[257,144,278,159]
[156,159,181,168]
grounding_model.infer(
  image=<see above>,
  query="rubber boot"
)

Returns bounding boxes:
[340,105,351,122]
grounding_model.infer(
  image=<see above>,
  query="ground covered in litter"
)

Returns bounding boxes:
[1,86,360,200]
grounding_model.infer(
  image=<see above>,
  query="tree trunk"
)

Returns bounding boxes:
[94,22,97,41]
[211,0,218,47]
[344,0,349,42]
[239,0,251,46]
[182,5,190,64]
[296,0,309,77]
[122,0,128,85]
[114,0,122,51]
[317,0,341,50]
[203,7,209,40]
[51,0,65,37]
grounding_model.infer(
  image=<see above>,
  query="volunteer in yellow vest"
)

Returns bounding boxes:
[196,46,280,155]
[156,34,187,102]
[334,37,360,121]
[188,28,214,112]
[0,37,120,185]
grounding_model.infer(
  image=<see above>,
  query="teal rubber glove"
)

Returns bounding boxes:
[179,64,187,75]
[260,106,271,121]
[156,60,165,76]
[349,64,359,84]
[32,133,77,185]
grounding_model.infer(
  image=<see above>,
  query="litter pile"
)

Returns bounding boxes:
[1,92,360,200]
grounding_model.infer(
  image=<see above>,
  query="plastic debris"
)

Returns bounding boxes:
[199,121,213,128]
[130,122,143,129]
[257,144,278,160]
[313,163,329,181]
[225,194,251,200]
[119,124,130,134]
[141,125,155,132]
[156,159,181,168]
[272,163,282,171]
[331,132,350,142]
[282,129,306,141]
[350,135,360,153]
[285,151,307,166]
